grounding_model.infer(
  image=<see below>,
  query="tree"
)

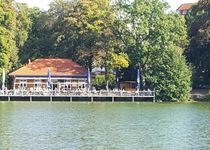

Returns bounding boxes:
[15,3,32,50]
[48,0,117,70]
[12,0,192,100]
[19,0,128,78]
[19,7,55,64]
[115,0,191,100]
[14,2,35,68]
[185,0,210,88]
[108,52,129,70]
[148,47,192,101]
[92,74,115,89]
[0,0,18,73]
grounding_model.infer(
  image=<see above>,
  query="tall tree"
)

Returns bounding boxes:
[19,7,55,64]
[14,2,35,68]
[0,0,18,73]
[48,0,119,70]
[15,3,32,50]
[115,0,191,100]
[185,0,210,88]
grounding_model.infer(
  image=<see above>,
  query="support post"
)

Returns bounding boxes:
[112,97,114,102]
[13,78,16,91]
[8,96,10,102]
[70,97,72,102]
[91,96,93,102]
[30,96,32,102]
[50,96,52,102]
[153,90,156,103]
[132,96,134,103]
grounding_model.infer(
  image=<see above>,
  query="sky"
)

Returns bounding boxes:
[15,0,198,11]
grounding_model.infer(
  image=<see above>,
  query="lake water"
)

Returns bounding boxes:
[1,102,210,149]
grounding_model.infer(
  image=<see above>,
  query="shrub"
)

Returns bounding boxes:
[92,74,115,90]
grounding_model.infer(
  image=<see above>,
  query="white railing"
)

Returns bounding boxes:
[0,89,155,98]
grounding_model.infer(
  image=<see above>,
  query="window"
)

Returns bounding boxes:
[182,10,187,15]
[131,83,136,88]
[58,79,65,83]
[78,80,86,89]
[34,79,41,89]
[20,80,27,89]
[63,80,71,89]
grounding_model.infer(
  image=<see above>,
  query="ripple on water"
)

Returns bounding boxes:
[1,102,210,149]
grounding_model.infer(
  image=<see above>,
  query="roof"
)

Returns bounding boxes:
[92,67,105,72]
[9,58,87,77]
[177,3,195,11]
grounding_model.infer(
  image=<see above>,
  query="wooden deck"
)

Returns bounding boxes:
[0,90,155,102]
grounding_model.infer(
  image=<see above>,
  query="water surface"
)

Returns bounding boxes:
[0,102,210,149]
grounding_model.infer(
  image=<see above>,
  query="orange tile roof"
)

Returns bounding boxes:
[177,3,195,11]
[9,58,87,77]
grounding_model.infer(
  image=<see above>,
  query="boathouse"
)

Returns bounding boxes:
[9,58,88,91]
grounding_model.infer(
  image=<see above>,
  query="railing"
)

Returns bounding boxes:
[0,89,155,98]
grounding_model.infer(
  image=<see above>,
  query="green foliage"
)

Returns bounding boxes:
[92,74,115,89]
[46,0,116,70]
[109,52,129,69]
[200,94,210,101]
[185,0,210,88]
[0,0,36,74]
[15,3,32,50]
[0,0,18,73]
[19,9,55,64]
[115,0,191,101]
[0,0,192,101]
[149,49,192,101]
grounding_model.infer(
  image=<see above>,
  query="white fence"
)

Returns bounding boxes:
[0,89,155,98]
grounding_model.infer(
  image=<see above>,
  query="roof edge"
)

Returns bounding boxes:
[176,3,196,11]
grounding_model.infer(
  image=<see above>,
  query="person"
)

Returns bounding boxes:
[4,87,7,95]
[147,88,152,96]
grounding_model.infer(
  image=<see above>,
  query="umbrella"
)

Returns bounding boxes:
[87,68,91,91]
[116,70,120,90]
[48,68,52,90]
[137,69,140,91]
[2,68,5,90]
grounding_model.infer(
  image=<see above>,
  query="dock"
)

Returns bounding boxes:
[0,90,155,102]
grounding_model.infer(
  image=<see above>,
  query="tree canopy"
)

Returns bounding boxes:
[0,0,17,73]
[0,0,193,101]
[114,0,191,100]
[185,0,210,88]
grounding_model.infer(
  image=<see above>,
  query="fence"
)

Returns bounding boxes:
[0,89,155,98]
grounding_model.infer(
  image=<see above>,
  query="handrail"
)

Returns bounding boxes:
[0,89,155,98]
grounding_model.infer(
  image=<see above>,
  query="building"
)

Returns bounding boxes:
[176,3,195,15]
[92,67,105,75]
[9,58,88,91]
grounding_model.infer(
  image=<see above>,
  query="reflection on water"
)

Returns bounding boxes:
[1,102,210,149]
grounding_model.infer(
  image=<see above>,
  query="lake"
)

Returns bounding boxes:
[0,102,210,149]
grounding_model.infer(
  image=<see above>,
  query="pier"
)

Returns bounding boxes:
[0,90,155,102]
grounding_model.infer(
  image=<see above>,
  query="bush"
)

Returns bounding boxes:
[200,95,210,101]
[147,49,192,101]
[92,74,115,90]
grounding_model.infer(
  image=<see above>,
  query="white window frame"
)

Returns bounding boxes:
[78,79,86,89]
[34,79,42,90]
[19,80,27,89]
